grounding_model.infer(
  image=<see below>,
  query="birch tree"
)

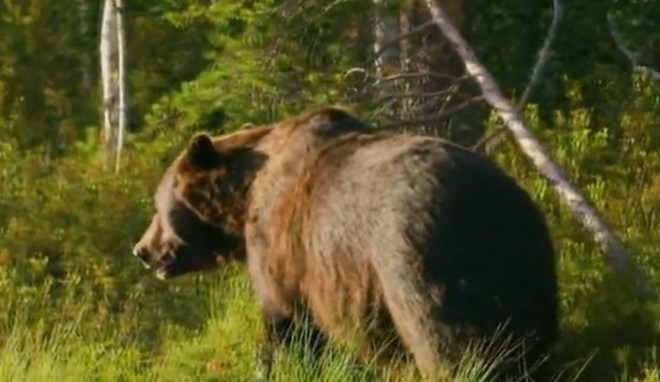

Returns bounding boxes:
[100,0,127,172]
[114,0,127,173]
[422,0,657,296]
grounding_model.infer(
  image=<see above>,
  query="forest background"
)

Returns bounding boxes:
[0,0,659,381]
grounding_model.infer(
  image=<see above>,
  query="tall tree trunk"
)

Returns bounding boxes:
[114,0,127,173]
[373,0,482,145]
[372,0,400,105]
[424,0,482,144]
[100,0,127,172]
[100,0,118,171]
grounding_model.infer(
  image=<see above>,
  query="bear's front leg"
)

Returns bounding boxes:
[255,307,328,381]
[246,223,326,380]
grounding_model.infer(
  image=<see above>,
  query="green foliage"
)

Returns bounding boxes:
[140,0,374,137]
[487,73,660,382]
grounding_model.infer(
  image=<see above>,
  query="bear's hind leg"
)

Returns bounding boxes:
[376,272,452,380]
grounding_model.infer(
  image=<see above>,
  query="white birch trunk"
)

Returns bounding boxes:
[100,0,118,170]
[114,0,127,173]
[423,0,656,296]
[100,0,127,172]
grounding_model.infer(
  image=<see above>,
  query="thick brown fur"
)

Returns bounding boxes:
[133,106,559,380]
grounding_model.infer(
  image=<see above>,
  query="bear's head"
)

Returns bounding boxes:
[132,128,270,280]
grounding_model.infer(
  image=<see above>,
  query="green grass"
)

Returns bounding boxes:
[1,258,657,382]
[1,175,659,381]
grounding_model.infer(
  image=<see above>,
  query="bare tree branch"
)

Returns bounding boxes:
[473,0,563,153]
[372,0,401,101]
[379,96,483,128]
[607,14,660,80]
[423,0,657,297]
[377,89,466,101]
[373,71,468,86]
[517,0,563,109]
[372,20,435,61]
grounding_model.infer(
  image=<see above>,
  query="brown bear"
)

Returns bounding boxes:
[132,107,559,380]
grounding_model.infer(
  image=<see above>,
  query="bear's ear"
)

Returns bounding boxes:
[185,133,221,170]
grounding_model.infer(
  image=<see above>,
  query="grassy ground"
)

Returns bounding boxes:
[1,240,658,382]
[1,106,660,381]
[0,274,548,382]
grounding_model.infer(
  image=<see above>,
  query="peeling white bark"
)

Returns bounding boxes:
[100,0,118,170]
[114,0,127,173]
[100,0,127,172]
